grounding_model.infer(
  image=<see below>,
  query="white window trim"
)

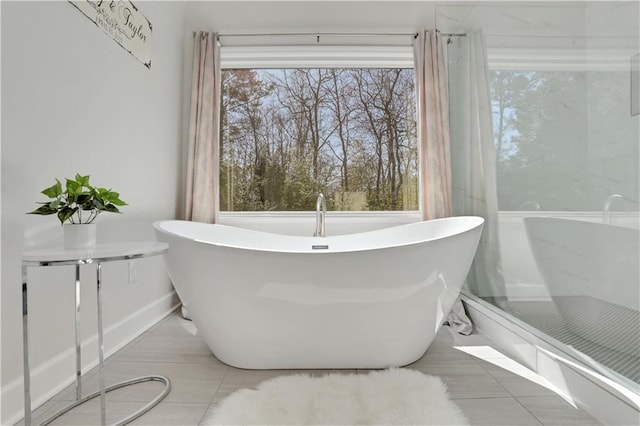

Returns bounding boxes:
[220,45,414,69]
[219,44,419,219]
[487,47,637,71]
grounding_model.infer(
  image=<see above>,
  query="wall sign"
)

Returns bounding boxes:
[70,0,152,69]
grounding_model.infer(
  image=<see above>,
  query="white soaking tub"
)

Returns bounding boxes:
[154,216,484,369]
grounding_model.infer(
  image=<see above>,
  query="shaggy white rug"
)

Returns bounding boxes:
[203,368,469,425]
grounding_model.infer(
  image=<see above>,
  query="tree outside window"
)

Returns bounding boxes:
[220,68,418,212]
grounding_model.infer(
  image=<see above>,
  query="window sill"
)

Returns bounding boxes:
[218,211,421,236]
[220,211,420,223]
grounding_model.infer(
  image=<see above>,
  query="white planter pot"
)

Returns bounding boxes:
[64,223,97,249]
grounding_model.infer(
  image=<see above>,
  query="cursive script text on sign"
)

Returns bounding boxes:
[70,0,152,69]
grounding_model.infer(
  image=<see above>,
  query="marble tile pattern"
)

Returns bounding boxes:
[16,311,601,426]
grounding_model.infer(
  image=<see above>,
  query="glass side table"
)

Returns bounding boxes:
[22,242,171,426]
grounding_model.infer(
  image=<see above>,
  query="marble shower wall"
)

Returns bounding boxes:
[439,1,639,301]
[585,1,640,212]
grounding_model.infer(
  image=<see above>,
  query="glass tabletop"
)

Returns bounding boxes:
[22,242,168,266]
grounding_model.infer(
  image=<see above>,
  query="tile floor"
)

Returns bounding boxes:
[19,310,601,425]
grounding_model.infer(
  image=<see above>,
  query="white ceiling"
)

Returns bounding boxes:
[184,1,639,49]
[184,1,639,34]
[186,1,438,35]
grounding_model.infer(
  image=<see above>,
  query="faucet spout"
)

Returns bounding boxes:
[314,193,327,237]
[603,194,627,224]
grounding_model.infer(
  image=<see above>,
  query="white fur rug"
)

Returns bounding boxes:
[203,368,469,425]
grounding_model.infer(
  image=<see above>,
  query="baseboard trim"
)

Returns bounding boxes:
[2,291,180,426]
[462,293,640,425]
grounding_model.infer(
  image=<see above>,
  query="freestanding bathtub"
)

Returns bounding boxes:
[153,216,484,369]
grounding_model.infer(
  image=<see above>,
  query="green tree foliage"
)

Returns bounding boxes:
[220,68,418,211]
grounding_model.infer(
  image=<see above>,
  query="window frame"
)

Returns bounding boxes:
[220,45,414,69]
[218,44,421,222]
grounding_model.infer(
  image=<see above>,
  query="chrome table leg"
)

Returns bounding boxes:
[22,264,31,426]
[75,264,82,400]
[96,263,106,425]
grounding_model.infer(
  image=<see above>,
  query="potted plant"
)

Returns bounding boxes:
[29,174,127,249]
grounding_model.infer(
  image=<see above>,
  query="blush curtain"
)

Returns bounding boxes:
[185,31,221,223]
[413,30,452,221]
[414,30,471,334]
[447,31,506,302]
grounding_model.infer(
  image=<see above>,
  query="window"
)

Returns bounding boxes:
[490,69,639,211]
[220,68,418,212]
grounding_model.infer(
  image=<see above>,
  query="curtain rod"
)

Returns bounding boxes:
[192,31,467,39]
[216,32,419,39]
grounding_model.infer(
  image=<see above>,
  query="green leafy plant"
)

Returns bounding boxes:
[29,174,127,225]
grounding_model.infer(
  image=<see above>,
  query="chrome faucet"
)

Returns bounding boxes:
[314,193,327,237]
[602,194,627,224]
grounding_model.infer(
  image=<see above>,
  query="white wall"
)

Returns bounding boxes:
[1,1,188,423]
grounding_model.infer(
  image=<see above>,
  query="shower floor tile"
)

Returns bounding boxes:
[16,309,601,426]
[485,297,640,386]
